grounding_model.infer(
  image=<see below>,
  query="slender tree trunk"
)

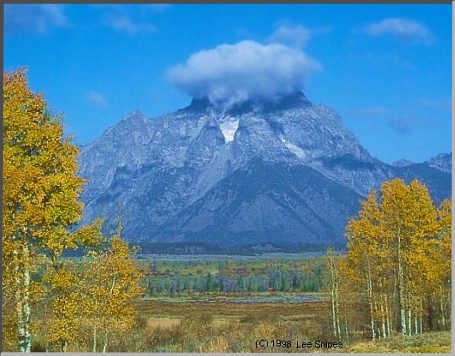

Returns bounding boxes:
[327,250,340,338]
[416,297,423,334]
[15,243,32,352]
[334,280,341,338]
[15,266,25,352]
[373,301,380,338]
[440,298,446,329]
[23,264,31,352]
[103,326,108,353]
[44,303,50,352]
[93,319,97,353]
[344,316,350,341]
[397,234,407,335]
[408,302,412,335]
[380,300,386,338]
[419,299,423,335]
[366,259,376,340]
[330,287,338,338]
[384,294,391,338]
[369,300,376,340]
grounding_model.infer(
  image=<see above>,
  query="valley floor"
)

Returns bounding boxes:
[20,292,451,352]
[129,299,451,353]
[345,331,451,353]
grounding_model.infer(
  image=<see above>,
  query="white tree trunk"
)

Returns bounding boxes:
[326,250,340,338]
[93,320,97,352]
[397,234,407,335]
[366,259,376,340]
[380,301,386,338]
[385,294,391,337]
[15,243,32,353]
[407,303,412,335]
[23,264,31,352]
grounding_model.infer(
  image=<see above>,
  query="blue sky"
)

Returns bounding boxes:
[4,4,452,164]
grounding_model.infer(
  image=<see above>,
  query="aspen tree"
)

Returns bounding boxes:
[43,261,84,351]
[343,178,450,339]
[3,69,85,351]
[345,190,384,340]
[431,199,452,329]
[325,248,342,338]
[380,179,439,335]
[82,223,143,352]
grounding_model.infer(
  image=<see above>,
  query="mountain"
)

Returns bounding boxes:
[78,92,451,252]
[427,152,452,173]
[392,159,414,167]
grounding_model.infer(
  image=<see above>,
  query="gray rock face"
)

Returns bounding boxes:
[78,92,451,250]
[427,152,452,173]
[392,159,414,167]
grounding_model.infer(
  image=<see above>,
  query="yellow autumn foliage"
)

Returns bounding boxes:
[336,178,451,340]
[2,68,86,351]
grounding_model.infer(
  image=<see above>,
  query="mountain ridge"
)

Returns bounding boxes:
[78,92,451,251]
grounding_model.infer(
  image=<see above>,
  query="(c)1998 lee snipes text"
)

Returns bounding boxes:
[255,339,343,349]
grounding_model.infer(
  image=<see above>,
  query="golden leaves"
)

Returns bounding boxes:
[39,220,143,351]
[340,178,451,337]
[3,68,88,351]
[3,69,146,352]
[3,68,85,257]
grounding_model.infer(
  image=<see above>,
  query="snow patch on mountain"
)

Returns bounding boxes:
[219,117,239,143]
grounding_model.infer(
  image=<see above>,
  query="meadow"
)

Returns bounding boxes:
[26,253,451,352]
[129,299,450,352]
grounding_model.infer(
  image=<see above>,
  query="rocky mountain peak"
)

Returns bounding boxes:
[182,91,312,116]
[121,110,147,122]
[393,159,414,167]
[77,95,451,251]
[427,152,452,173]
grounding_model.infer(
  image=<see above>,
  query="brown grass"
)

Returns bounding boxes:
[346,331,451,353]
[21,298,451,352]
[135,299,330,319]
[147,317,181,329]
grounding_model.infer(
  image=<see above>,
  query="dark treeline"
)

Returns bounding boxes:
[141,258,325,296]
[137,242,346,255]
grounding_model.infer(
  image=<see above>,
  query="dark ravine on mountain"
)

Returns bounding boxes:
[78,92,451,253]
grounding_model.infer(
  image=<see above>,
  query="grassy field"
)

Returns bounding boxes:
[346,331,451,353]
[23,254,451,352]
[129,298,334,352]
[136,298,327,318]
[128,299,451,353]
[29,296,450,352]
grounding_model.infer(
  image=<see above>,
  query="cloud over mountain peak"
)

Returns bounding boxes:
[167,40,321,109]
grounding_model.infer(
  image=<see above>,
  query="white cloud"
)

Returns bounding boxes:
[268,24,312,48]
[87,91,108,108]
[5,4,68,36]
[365,18,434,44]
[107,15,155,34]
[167,40,321,109]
